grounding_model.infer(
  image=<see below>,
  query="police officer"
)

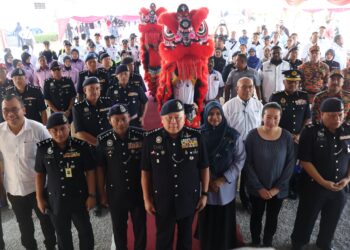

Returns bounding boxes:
[129,33,141,75]
[99,52,116,80]
[0,63,12,122]
[35,113,96,250]
[73,76,112,146]
[121,56,147,92]
[291,98,350,250]
[106,65,148,127]
[43,61,76,122]
[141,99,209,250]
[6,68,47,124]
[77,53,110,100]
[96,104,146,250]
[270,69,311,198]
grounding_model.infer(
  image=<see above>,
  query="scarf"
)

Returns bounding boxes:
[201,101,239,175]
[247,55,260,69]
[64,66,72,71]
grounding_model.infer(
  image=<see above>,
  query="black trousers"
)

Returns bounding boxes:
[291,183,347,249]
[109,199,146,250]
[7,192,56,250]
[0,208,4,250]
[239,166,250,207]
[155,213,194,250]
[50,208,94,250]
[249,195,284,246]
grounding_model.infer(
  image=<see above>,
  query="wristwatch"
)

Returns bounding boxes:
[201,191,209,197]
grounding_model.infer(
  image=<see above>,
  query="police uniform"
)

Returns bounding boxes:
[99,52,117,80]
[76,54,111,98]
[72,96,112,137]
[142,100,209,250]
[6,70,46,123]
[43,68,76,123]
[96,104,146,250]
[121,56,147,92]
[0,78,12,122]
[291,98,350,250]
[35,114,95,250]
[269,70,311,135]
[106,65,148,127]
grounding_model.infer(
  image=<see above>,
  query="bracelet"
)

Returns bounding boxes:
[201,191,209,197]
[88,193,96,198]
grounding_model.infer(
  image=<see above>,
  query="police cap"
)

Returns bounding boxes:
[50,61,61,71]
[85,53,97,62]
[108,104,129,117]
[282,70,302,81]
[82,77,99,87]
[11,68,26,77]
[160,99,184,116]
[46,112,68,129]
[99,52,110,61]
[320,97,344,112]
[122,39,128,44]
[115,65,129,75]
[121,56,133,65]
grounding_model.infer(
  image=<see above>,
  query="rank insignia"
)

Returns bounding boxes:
[156,136,162,144]
[181,138,198,149]
[280,98,286,105]
[47,147,53,154]
[107,139,113,147]
[84,107,89,113]
[317,131,324,137]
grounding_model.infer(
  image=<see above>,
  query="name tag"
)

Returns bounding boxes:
[128,92,139,96]
[128,141,142,149]
[295,99,307,105]
[340,135,350,140]
[181,138,198,149]
[63,152,80,158]
[99,108,109,112]
[65,168,73,178]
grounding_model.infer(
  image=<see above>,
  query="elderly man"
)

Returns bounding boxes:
[291,98,350,250]
[0,95,56,250]
[312,70,350,123]
[223,77,263,212]
[141,99,209,250]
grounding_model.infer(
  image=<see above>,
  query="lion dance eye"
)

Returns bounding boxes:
[196,21,208,40]
[163,26,175,41]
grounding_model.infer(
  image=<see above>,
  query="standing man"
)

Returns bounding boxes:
[77,54,110,100]
[43,61,76,123]
[0,64,11,122]
[225,53,261,101]
[41,41,58,65]
[6,68,47,124]
[35,113,96,250]
[121,57,147,92]
[260,46,290,103]
[129,33,141,74]
[0,95,56,250]
[291,98,350,250]
[106,65,148,127]
[223,77,263,212]
[96,104,146,250]
[141,99,209,250]
[312,70,350,123]
[270,70,311,198]
[104,35,118,62]
[205,59,224,103]
[73,76,112,147]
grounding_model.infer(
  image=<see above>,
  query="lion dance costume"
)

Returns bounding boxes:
[156,4,214,128]
[139,3,166,99]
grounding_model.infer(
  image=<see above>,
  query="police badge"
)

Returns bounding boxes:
[107,139,113,147]
[47,147,53,154]
[156,136,162,144]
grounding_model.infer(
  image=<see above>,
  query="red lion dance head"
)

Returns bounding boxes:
[156,4,214,128]
[138,3,166,98]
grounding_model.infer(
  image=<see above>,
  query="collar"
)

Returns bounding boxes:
[237,95,250,105]
[85,97,102,107]
[4,117,29,133]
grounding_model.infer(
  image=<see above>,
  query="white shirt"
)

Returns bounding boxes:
[332,43,348,70]
[206,70,224,101]
[104,45,119,62]
[0,118,51,196]
[173,80,195,104]
[260,60,290,102]
[223,96,263,140]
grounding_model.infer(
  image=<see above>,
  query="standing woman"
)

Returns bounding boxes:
[197,101,246,250]
[245,102,294,247]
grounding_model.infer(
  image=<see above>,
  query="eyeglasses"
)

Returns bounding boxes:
[2,107,21,115]
[164,116,183,122]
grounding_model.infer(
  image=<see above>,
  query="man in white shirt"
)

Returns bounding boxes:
[103,35,118,62]
[0,95,56,250]
[260,46,290,103]
[206,59,224,103]
[223,77,263,212]
[332,34,347,70]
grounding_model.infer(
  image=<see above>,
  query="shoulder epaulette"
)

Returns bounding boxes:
[314,90,327,97]
[145,127,162,136]
[130,126,145,135]
[97,130,113,141]
[185,126,201,134]
[74,100,85,107]
[71,137,86,145]
[37,138,52,147]
[272,90,284,95]
[28,85,41,90]
[79,70,88,75]
[44,78,54,84]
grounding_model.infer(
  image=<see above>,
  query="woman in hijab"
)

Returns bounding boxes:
[197,100,246,250]
[21,52,34,83]
[323,49,340,72]
[4,52,14,72]
[247,47,261,70]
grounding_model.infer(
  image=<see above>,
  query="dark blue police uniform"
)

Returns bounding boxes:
[97,127,146,250]
[35,137,95,250]
[77,68,110,98]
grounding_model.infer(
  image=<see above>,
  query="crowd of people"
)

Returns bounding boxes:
[0,18,349,250]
